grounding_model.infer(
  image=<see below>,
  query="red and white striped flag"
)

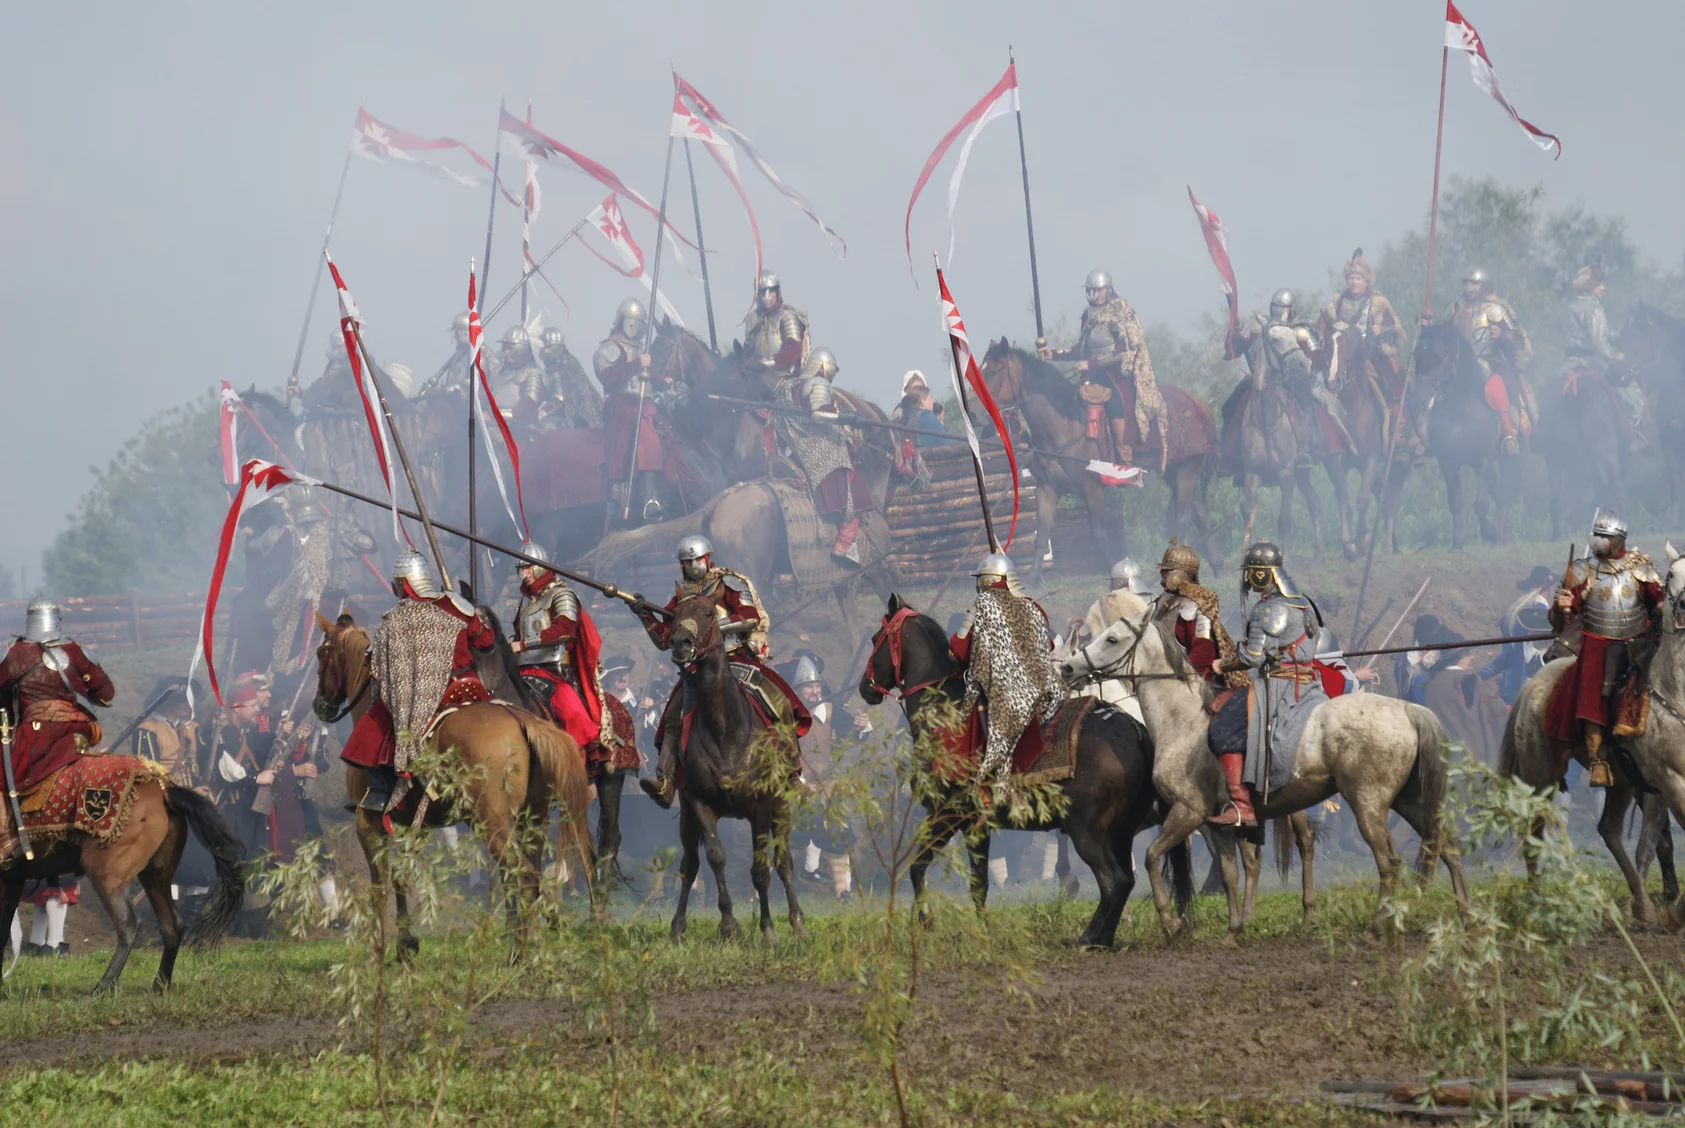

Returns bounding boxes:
[325,252,408,546]
[1187,187,1239,350]
[1085,460,1146,488]
[468,266,529,539]
[351,107,506,189]
[905,63,1019,273]
[673,74,845,259]
[1445,1,1561,157]
[584,194,685,327]
[937,267,1019,547]
[669,87,763,278]
[217,381,241,486]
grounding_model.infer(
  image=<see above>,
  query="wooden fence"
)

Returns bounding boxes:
[0,593,228,656]
[883,444,1044,582]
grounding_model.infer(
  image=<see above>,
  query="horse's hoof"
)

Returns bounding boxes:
[791,921,809,941]
[396,936,421,963]
[1059,877,1081,901]
[718,919,742,942]
[151,978,172,995]
[1220,932,1240,949]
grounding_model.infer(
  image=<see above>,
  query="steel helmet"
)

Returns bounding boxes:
[541,326,565,349]
[24,600,62,644]
[810,347,839,381]
[1240,541,1299,597]
[1109,557,1152,595]
[792,654,822,687]
[1084,269,1113,301]
[391,550,440,599]
[1269,289,1296,322]
[518,540,551,564]
[677,534,713,582]
[1157,539,1202,583]
[615,297,646,340]
[755,270,780,296]
[451,311,471,338]
[1463,267,1489,288]
[1591,511,1628,541]
[501,325,529,348]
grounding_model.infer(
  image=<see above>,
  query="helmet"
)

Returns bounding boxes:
[1084,269,1112,302]
[392,550,441,599]
[810,348,839,381]
[1572,261,1607,294]
[288,487,326,526]
[615,297,646,340]
[1157,539,1202,583]
[518,540,551,565]
[973,552,1019,593]
[1590,510,1629,558]
[792,654,822,687]
[24,600,61,644]
[1240,541,1298,597]
[541,326,565,349]
[1463,267,1489,289]
[677,534,713,582]
[756,270,781,297]
[1109,558,1152,596]
[451,312,471,340]
[1269,289,1296,322]
[501,325,529,349]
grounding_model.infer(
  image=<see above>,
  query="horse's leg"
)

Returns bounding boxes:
[1145,802,1205,940]
[1298,464,1326,560]
[86,862,140,996]
[0,875,23,979]
[909,803,955,929]
[670,799,702,941]
[968,830,992,915]
[1351,797,1403,938]
[1329,458,1355,560]
[749,810,776,944]
[1443,461,1466,551]
[1239,839,1261,926]
[1598,776,1657,926]
[1291,810,1317,919]
[354,810,408,959]
[770,803,806,939]
[139,865,183,992]
[1056,832,1081,899]
[696,805,740,941]
[1031,474,1059,583]
[1392,779,1470,916]
[1383,459,1407,554]
[1067,814,1128,950]
[1655,799,1679,906]
[1083,474,1117,565]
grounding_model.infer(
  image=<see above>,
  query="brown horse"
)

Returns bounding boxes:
[1217,364,1332,561]
[0,774,245,994]
[1615,303,1685,526]
[977,341,1218,581]
[311,611,593,956]
[1324,324,1405,559]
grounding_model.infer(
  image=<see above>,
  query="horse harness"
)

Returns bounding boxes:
[865,608,961,703]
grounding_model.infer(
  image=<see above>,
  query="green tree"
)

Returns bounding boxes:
[43,392,230,596]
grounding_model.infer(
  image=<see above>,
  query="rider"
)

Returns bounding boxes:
[1230,289,1350,459]
[509,541,604,750]
[1206,543,1337,827]
[540,325,604,428]
[743,271,810,387]
[1060,557,1153,718]
[1443,267,1536,456]
[595,297,671,524]
[949,553,1059,785]
[0,600,117,859]
[338,551,497,815]
[1544,512,1664,788]
[772,346,877,564]
[1151,540,1243,686]
[1560,261,1640,430]
[1314,253,1406,432]
[1038,270,1168,467]
[635,536,810,808]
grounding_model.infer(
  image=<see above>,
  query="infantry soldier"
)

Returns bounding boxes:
[635,536,810,808]
[949,553,1060,785]
[0,601,116,859]
[209,670,272,856]
[1560,261,1641,430]
[540,325,604,428]
[509,542,604,751]
[1230,289,1351,458]
[1315,252,1406,416]
[132,677,200,787]
[1441,267,1536,455]
[771,347,877,564]
[742,271,810,386]
[590,655,641,883]
[595,298,671,523]
[1543,512,1663,788]
[1038,270,1169,467]
[789,652,865,901]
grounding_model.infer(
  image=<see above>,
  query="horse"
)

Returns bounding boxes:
[977,341,1219,580]
[1616,303,1685,525]
[858,595,1192,948]
[1324,324,1404,559]
[0,774,244,994]
[1214,362,1330,561]
[1057,593,1468,940]
[311,610,593,956]
[1537,343,1638,543]
[662,592,807,943]
[1411,324,1524,549]
[1498,542,1685,932]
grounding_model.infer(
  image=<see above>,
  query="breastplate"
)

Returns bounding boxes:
[516,593,574,665]
[1581,564,1649,639]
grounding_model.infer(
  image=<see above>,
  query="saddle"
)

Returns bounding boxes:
[15,754,165,854]
[933,696,1098,787]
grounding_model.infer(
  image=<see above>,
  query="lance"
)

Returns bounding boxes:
[471,104,508,600]
[1355,576,1430,675]
[285,150,353,390]
[1340,633,1553,660]
[1010,47,1045,348]
[684,139,719,352]
[623,128,679,522]
[937,254,1000,555]
[300,476,671,620]
[2,708,33,862]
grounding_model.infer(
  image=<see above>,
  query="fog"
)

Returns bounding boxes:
[3,0,1682,576]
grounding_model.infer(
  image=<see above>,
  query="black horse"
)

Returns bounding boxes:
[1617,303,1685,525]
[858,595,1190,949]
[1411,324,1524,548]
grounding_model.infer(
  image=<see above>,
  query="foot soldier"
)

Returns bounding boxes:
[949,553,1059,785]
[742,271,810,387]
[1207,544,1340,827]
[595,298,670,523]
[1038,270,1168,467]
[510,542,604,750]
[208,670,272,857]
[338,552,496,816]
[0,601,116,860]
[636,536,810,808]
[771,347,878,564]
[1150,540,1245,687]
[593,655,642,882]
[1543,512,1663,788]
[1560,261,1642,432]
[1444,267,1536,455]
[1314,252,1404,449]
[1230,289,1350,459]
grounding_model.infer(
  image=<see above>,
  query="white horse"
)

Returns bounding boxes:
[1058,592,1469,940]
[1499,542,1685,932]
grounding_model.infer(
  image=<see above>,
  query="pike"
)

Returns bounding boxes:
[1,707,33,862]
[1341,632,1554,660]
[683,138,718,352]
[1010,47,1045,349]
[621,127,679,523]
[470,104,508,601]
[284,151,354,391]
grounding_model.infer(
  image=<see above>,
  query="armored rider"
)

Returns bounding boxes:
[1207,543,1339,827]
[1314,252,1406,429]
[743,271,810,387]
[772,346,878,565]
[949,553,1059,785]
[1560,261,1640,430]
[417,312,486,397]
[540,325,604,428]
[635,536,811,808]
[1060,557,1153,718]
[1543,512,1664,788]
[1151,540,1243,686]
[509,541,604,751]
[1230,289,1351,459]
[0,601,117,859]
[1038,270,1169,467]
[595,297,671,523]
[1443,267,1536,455]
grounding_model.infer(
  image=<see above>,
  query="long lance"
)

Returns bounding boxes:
[285,151,353,390]
[623,130,679,521]
[938,256,1000,554]
[684,139,718,352]
[301,477,671,619]
[1010,46,1045,348]
[1341,633,1554,660]
[472,106,507,600]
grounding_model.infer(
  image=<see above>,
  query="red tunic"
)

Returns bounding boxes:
[0,639,115,791]
[599,343,666,478]
[1171,617,1218,680]
[1543,566,1664,740]
[516,575,603,748]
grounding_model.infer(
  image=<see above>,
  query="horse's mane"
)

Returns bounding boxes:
[984,339,1085,419]
[474,604,550,716]
[240,388,293,418]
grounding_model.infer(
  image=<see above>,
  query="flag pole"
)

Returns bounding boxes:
[684,138,719,352]
[1009,46,1045,347]
[520,97,533,331]
[623,130,678,522]
[1423,44,1451,320]
[284,151,353,389]
[937,254,1000,555]
[471,103,506,597]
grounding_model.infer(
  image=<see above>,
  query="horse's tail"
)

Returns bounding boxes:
[1406,703,1451,880]
[1497,691,1524,779]
[1162,838,1193,920]
[517,713,594,881]
[1272,817,1296,882]
[166,785,246,947]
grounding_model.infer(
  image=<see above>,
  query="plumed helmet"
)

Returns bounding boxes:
[501,325,529,348]
[1591,511,1629,541]
[1084,269,1112,298]
[792,654,822,687]
[1269,289,1296,321]
[451,311,471,335]
[615,297,646,339]
[382,362,415,398]
[901,369,927,395]
[24,600,62,643]
[676,534,713,563]
[810,347,839,381]
[1462,267,1489,289]
[755,270,781,296]
[518,540,551,564]
[392,550,440,599]
[541,326,565,349]
[1109,557,1152,595]
[1157,538,1202,583]
[1343,250,1374,285]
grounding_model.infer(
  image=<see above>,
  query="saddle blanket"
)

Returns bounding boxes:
[934,696,1097,786]
[18,754,165,848]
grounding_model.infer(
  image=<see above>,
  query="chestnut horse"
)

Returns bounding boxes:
[311,611,593,956]
[0,776,244,994]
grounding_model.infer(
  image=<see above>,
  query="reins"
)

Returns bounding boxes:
[866,608,961,701]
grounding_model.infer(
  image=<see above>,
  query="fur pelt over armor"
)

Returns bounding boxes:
[1162,572,1249,689]
[961,588,1061,781]
[371,599,463,774]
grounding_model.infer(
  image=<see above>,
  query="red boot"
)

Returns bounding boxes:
[1207,752,1257,827]
[830,517,863,565]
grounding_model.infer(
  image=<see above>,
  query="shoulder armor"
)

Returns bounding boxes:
[550,585,580,618]
[778,306,808,338]
[1254,600,1293,638]
[592,337,631,377]
[1628,552,1660,585]
[445,592,476,618]
[1566,558,1594,588]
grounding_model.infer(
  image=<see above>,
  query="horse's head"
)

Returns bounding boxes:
[979,336,1027,405]
[668,592,723,670]
[650,320,715,385]
[312,611,371,721]
[1665,541,1685,632]
[1411,322,1464,384]
[1053,593,1152,687]
[858,593,954,706]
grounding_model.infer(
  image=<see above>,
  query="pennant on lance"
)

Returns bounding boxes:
[468,266,529,539]
[1444,1,1561,156]
[584,194,685,327]
[937,267,1019,547]
[217,382,241,487]
[325,251,409,546]
[1187,187,1238,351]
[1086,460,1145,488]
[669,86,763,278]
[352,107,517,200]
[905,64,1019,275]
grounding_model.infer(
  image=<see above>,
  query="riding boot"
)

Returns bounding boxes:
[830,516,863,565]
[1107,417,1134,465]
[1207,752,1257,826]
[1584,724,1614,788]
[635,471,665,524]
[639,732,678,809]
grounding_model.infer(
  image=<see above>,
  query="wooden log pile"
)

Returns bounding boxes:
[0,593,228,656]
[884,445,1042,582]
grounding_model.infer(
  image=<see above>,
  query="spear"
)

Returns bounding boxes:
[622,127,679,521]
[684,139,718,352]
[1010,46,1045,348]
[284,151,353,390]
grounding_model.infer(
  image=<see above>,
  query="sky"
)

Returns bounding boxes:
[3,1,1683,582]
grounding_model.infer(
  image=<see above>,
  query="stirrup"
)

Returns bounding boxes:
[1587,758,1615,788]
[1499,433,1520,456]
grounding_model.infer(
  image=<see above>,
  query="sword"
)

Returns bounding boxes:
[2,708,35,862]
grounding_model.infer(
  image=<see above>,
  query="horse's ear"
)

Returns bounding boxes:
[1667,540,1680,564]
[888,592,906,613]
[314,610,335,634]
[336,612,356,628]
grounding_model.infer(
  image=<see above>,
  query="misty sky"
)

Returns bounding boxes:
[4,1,1683,583]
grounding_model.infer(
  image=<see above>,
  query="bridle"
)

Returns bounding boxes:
[315,629,371,723]
[670,597,724,674]
[1070,611,1149,689]
[864,608,960,702]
